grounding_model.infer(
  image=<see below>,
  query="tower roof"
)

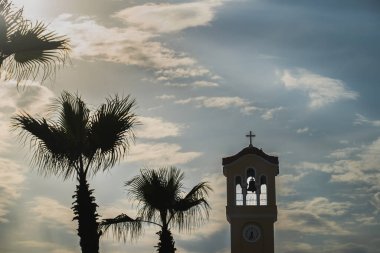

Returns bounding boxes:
[222,145,279,165]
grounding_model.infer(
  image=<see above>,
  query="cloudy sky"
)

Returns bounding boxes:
[1,0,379,252]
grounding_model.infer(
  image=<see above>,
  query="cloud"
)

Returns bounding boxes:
[370,192,380,214]
[277,197,351,235]
[0,81,54,151]
[17,241,77,253]
[174,96,284,119]
[294,137,380,189]
[156,67,212,80]
[280,69,358,109]
[0,158,25,223]
[135,116,184,140]
[277,172,307,196]
[296,127,309,134]
[327,147,360,159]
[29,197,75,232]
[354,113,380,127]
[176,173,228,241]
[175,96,249,109]
[156,94,176,100]
[113,1,222,34]
[51,2,222,86]
[127,142,202,166]
[261,106,284,120]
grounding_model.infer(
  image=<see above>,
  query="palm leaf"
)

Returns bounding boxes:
[88,95,137,174]
[0,0,70,83]
[100,213,143,242]
[11,112,77,178]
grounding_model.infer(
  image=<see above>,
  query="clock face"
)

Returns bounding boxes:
[242,224,261,243]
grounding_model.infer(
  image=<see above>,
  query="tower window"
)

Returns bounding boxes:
[246,176,257,206]
[260,175,267,206]
[235,176,243,206]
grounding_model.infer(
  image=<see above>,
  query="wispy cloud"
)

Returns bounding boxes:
[113,1,222,34]
[0,158,25,223]
[0,81,54,151]
[277,197,351,235]
[52,1,223,86]
[294,137,380,190]
[175,96,284,119]
[29,197,75,232]
[261,106,284,120]
[127,142,202,166]
[156,94,176,100]
[135,116,184,140]
[280,69,358,109]
[17,241,77,253]
[296,127,309,134]
[354,113,380,127]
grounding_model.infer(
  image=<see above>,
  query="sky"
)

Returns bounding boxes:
[0,0,379,252]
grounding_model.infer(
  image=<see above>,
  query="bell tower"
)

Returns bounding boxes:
[223,131,279,253]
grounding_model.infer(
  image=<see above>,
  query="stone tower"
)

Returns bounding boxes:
[223,132,279,253]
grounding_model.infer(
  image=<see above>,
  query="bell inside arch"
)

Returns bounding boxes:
[247,178,256,192]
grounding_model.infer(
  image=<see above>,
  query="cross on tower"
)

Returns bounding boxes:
[246,131,256,147]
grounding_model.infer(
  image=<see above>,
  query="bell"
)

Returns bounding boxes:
[247,179,256,192]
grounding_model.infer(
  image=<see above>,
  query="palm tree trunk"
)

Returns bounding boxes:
[156,225,176,253]
[72,175,100,253]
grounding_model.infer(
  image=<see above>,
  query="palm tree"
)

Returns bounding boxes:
[101,167,212,253]
[0,0,69,83]
[12,91,137,253]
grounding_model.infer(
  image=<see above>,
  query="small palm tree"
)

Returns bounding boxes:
[0,0,69,83]
[12,91,137,253]
[101,167,212,253]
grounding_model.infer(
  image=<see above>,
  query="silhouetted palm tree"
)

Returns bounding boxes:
[101,167,212,253]
[12,91,137,253]
[0,0,69,83]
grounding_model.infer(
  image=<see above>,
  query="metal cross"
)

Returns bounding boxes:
[246,131,255,146]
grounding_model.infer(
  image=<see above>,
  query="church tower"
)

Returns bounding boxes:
[223,132,279,253]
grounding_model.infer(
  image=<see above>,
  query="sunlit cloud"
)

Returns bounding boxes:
[261,106,284,120]
[114,1,222,34]
[0,81,54,151]
[176,173,227,241]
[277,197,351,235]
[51,1,223,86]
[135,116,184,140]
[354,113,380,127]
[280,68,358,109]
[0,158,25,223]
[277,172,308,196]
[174,96,284,119]
[17,240,77,253]
[156,94,176,100]
[175,96,249,109]
[28,197,75,232]
[296,127,309,134]
[127,142,202,166]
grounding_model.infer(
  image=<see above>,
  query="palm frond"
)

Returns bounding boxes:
[11,112,76,178]
[88,95,137,174]
[100,213,143,242]
[171,182,212,232]
[0,0,70,83]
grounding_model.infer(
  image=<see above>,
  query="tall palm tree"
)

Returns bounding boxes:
[12,91,137,253]
[0,0,69,83]
[101,167,212,253]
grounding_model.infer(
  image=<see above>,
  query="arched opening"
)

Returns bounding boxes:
[235,176,243,206]
[259,175,267,206]
[246,169,257,206]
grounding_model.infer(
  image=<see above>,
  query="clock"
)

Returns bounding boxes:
[242,224,261,243]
